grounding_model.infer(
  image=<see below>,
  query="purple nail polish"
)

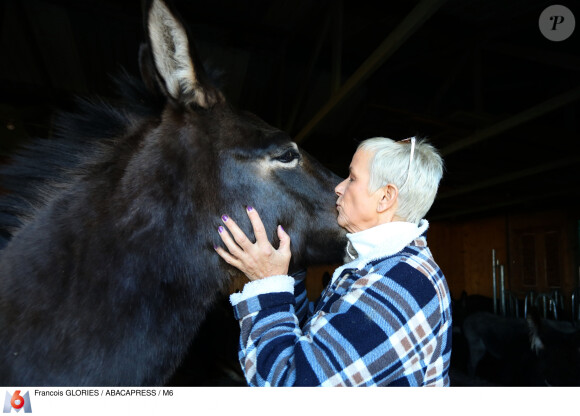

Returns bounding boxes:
[221,215,228,222]
[247,206,253,212]
[279,225,284,232]
[218,226,224,233]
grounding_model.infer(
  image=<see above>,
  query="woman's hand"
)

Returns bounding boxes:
[215,206,291,281]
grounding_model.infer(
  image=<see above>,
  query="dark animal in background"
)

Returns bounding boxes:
[0,0,346,386]
[462,311,580,386]
[451,291,494,329]
[527,310,580,386]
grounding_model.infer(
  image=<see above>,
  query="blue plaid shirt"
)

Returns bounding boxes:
[230,221,452,386]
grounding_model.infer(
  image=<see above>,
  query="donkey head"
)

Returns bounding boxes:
[140,0,346,289]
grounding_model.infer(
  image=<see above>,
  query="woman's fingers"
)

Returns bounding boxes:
[215,207,292,280]
[219,207,270,250]
[245,206,268,244]
[277,225,291,255]
[217,222,247,259]
[216,223,259,279]
[220,214,253,251]
[214,244,243,269]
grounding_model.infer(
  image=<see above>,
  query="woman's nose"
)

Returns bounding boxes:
[335,178,346,196]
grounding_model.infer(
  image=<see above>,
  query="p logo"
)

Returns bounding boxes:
[3,391,32,413]
[539,5,575,41]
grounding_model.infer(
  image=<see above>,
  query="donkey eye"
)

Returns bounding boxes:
[274,149,299,164]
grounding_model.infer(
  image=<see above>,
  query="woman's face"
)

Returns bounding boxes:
[334,149,382,233]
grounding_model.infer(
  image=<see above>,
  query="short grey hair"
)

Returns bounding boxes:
[357,136,444,224]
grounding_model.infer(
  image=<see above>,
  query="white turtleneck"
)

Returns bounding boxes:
[345,219,429,262]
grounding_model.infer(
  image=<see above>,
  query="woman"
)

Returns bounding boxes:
[215,136,451,386]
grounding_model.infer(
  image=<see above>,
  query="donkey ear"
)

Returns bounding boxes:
[145,0,221,108]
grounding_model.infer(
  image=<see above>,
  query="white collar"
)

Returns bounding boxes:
[345,219,429,263]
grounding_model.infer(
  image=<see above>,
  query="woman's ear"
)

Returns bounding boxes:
[377,184,398,213]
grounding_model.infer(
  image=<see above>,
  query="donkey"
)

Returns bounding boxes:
[0,0,346,386]
[462,311,580,386]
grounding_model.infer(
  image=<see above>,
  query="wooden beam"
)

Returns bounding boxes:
[284,12,331,133]
[431,189,574,221]
[369,103,470,133]
[441,85,580,156]
[294,0,449,144]
[472,48,483,112]
[437,156,580,200]
[485,42,580,72]
[427,49,471,114]
[331,0,343,96]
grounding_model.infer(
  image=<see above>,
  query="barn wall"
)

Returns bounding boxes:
[430,208,579,311]
[429,215,507,300]
[506,209,578,310]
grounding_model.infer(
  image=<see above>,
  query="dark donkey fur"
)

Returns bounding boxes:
[0,0,346,386]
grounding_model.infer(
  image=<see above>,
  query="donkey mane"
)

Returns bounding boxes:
[0,71,166,249]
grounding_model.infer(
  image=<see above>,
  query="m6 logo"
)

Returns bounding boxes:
[2,391,32,413]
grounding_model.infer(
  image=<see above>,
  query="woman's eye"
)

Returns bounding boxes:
[274,150,299,163]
